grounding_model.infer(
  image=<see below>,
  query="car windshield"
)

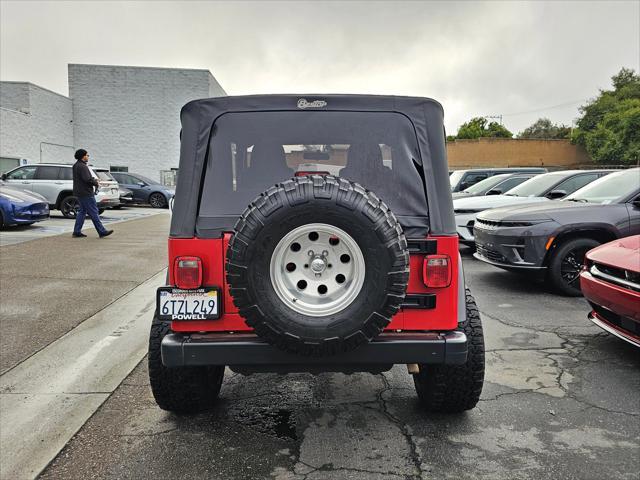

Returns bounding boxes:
[134,174,157,185]
[564,169,640,204]
[504,172,566,197]
[449,171,465,189]
[199,110,428,224]
[95,171,116,181]
[463,174,510,194]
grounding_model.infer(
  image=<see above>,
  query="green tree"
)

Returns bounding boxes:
[518,118,571,139]
[455,117,513,139]
[572,68,640,165]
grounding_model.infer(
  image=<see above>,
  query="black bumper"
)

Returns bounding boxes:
[161,331,468,369]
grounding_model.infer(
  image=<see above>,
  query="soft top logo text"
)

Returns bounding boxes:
[297,98,327,109]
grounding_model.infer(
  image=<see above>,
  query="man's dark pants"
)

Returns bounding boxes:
[73,195,108,236]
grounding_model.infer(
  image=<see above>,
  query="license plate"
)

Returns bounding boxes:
[157,287,220,320]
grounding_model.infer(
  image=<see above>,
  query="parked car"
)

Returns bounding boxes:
[116,186,134,207]
[453,169,612,246]
[0,182,49,228]
[452,172,539,199]
[449,167,546,192]
[473,168,640,296]
[150,94,485,415]
[110,172,174,208]
[580,235,640,347]
[1,163,120,218]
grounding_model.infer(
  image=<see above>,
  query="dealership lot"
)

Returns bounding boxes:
[0,216,638,479]
[0,206,164,246]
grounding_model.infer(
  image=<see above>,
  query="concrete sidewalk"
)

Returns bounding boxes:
[0,212,169,374]
[0,213,170,479]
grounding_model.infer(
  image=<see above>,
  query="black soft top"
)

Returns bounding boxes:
[170,94,456,238]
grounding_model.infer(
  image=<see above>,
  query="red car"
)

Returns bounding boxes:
[580,235,640,347]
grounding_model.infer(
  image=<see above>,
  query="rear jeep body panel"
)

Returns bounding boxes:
[162,94,466,366]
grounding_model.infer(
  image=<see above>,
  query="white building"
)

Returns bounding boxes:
[0,64,226,182]
[0,82,74,173]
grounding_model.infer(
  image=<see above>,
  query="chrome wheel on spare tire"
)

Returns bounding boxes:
[226,175,409,357]
[270,223,366,317]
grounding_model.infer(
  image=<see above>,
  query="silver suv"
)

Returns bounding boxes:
[1,163,120,218]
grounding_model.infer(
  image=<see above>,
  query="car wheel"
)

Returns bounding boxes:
[0,211,5,229]
[548,237,600,296]
[60,196,79,219]
[149,192,167,208]
[413,288,485,413]
[148,315,225,413]
[226,175,409,357]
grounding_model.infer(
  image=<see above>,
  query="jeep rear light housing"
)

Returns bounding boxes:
[423,255,451,288]
[174,256,202,289]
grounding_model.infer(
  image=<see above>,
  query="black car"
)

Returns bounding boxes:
[449,167,547,192]
[110,172,174,208]
[473,168,640,296]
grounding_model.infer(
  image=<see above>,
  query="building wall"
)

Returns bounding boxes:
[0,82,74,166]
[69,64,226,181]
[446,138,593,169]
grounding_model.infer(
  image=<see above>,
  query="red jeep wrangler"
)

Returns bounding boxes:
[149,95,485,413]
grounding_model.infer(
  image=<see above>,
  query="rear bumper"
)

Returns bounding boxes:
[97,198,120,207]
[161,331,468,368]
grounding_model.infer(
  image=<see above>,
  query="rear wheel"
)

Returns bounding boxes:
[149,192,167,208]
[413,289,485,413]
[60,196,79,219]
[148,316,225,413]
[548,238,600,296]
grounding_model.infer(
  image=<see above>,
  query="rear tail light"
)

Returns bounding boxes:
[174,256,202,289]
[422,255,451,288]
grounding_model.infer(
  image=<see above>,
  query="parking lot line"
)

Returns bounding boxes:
[0,269,166,480]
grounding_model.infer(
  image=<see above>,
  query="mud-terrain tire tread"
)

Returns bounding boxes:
[226,175,409,357]
[148,316,224,413]
[413,288,485,413]
[547,237,600,297]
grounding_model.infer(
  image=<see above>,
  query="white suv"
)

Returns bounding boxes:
[1,163,120,218]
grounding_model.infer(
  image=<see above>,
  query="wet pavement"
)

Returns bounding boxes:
[39,249,640,480]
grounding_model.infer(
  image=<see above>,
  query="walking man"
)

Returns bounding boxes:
[72,149,113,238]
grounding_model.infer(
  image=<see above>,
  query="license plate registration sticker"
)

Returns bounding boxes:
[157,288,220,320]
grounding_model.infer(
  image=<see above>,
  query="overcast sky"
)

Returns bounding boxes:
[1,1,638,134]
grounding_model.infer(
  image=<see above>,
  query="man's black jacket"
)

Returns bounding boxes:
[72,160,98,196]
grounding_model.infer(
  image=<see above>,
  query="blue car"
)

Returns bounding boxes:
[110,172,174,208]
[0,183,50,228]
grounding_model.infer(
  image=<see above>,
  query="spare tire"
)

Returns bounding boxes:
[226,175,409,357]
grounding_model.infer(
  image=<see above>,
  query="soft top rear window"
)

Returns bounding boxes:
[198,111,429,233]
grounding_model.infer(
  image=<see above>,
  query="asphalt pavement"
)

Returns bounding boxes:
[32,247,639,480]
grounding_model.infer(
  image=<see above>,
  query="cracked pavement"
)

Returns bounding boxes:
[39,249,640,480]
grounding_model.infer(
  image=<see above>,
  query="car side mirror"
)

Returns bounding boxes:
[137,182,146,187]
[546,189,567,199]
[1,173,6,180]
[632,199,640,209]
[458,182,469,191]
[486,188,502,196]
